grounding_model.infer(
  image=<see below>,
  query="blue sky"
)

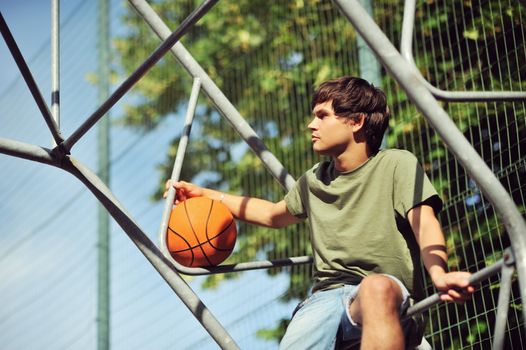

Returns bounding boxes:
[0,1,297,349]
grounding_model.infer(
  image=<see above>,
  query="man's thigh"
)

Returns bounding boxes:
[280,286,358,350]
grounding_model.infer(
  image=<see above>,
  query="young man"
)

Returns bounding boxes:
[167,76,474,349]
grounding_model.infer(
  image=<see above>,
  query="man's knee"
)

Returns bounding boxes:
[358,275,403,307]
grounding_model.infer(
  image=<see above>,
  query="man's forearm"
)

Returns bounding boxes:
[419,224,448,282]
[409,205,449,282]
[201,188,282,228]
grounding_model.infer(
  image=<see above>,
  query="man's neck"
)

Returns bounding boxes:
[333,144,372,173]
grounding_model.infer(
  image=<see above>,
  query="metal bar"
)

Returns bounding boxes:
[166,256,313,276]
[333,0,526,328]
[356,0,385,149]
[0,137,57,166]
[357,0,381,86]
[159,78,201,261]
[0,12,64,145]
[400,0,526,102]
[51,0,60,147]
[405,257,506,319]
[128,0,296,192]
[129,0,313,275]
[96,0,111,348]
[61,156,240,350]
[493,253,516,350]
[155,81,313,274]
[61,0,219,152]
[347,256,508,348]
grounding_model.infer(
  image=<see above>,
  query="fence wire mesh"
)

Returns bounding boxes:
[0,0,524,349]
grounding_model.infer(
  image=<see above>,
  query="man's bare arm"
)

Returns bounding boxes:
[408,204,475,303]
[166,180,302,228]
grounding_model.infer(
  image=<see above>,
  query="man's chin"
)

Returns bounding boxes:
[312,146,329,156]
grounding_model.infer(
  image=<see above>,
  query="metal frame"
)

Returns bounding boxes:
[0,0,525,348]
[400,0,526,102]
[51,0,60,146]
[404,248,514,320]
[332,0,526,318]
[128,0,314,276]
[342,248,515,349]
[0,13,64,145]
[0,3,241,349]
[61,0,219,154]
[127,0,297,192]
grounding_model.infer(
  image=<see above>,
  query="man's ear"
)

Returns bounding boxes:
[351,113,366,132]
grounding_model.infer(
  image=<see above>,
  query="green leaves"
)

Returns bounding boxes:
[114,0,526,345]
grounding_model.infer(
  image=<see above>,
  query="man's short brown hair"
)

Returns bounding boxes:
[311,76,390,153]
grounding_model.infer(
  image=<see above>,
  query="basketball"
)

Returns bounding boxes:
[166,197,237,267]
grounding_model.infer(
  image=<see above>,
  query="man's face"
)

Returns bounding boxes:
[308,100,353,156]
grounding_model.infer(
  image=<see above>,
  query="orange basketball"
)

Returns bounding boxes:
[166,197,237,267]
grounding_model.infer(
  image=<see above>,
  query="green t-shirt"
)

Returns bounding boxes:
[284,149,442,297]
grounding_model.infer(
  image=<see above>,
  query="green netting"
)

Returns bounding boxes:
[115,0,525,347]
[0,0,526,349]
[379,1,526,348]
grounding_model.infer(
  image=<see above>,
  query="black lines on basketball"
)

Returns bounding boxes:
[166,197,237,267]
[185,198,214,267]
[167,226,195,266]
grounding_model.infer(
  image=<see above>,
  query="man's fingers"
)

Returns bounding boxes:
[163,180,173,199]
[165,179,171,190]
[440,294,453,302]
[447,289,464,300]
[440,286,474,304]
[174,180,191,190]
[163,180,187,201]
[447,272,472,288]
[440,292,465,304]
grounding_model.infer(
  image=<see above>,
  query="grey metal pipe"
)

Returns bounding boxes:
[357,0,381,87]
[159,78,201,262]
[404,257,505,319]
[400,0,526,102]
[171,256,314,275]
[128,0,296,192]
[96,0,111,348]
[0,12,64,145]
[51,0,60,147]
[333,0,526,327]
[343,256,508,350]
[61,0,219,153]
[62,156,240,350]
[129,0,313,276]
[0,137,57,166]
[492,263,514,350]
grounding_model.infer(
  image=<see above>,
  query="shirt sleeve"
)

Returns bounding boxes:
[393,151,443,219]
[284,174,308,219]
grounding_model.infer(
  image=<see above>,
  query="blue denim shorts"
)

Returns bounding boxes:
[279,274,411,349]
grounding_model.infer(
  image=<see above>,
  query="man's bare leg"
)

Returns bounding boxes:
[349,275,405,350]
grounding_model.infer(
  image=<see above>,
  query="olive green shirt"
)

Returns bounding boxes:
[284,149,442,297]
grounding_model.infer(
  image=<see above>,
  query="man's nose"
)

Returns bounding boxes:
[308,117,318,130]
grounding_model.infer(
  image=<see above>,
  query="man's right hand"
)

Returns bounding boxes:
[163,180,204,204]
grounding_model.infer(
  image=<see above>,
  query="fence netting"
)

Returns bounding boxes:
[0,0,524,349]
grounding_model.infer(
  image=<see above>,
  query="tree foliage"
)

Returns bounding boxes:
[115,0,525,347]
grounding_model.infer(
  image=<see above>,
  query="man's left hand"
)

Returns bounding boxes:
[433,271,475,303]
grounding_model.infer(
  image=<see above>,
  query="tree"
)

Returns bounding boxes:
[115,0,360,299]
[114,0,526,346]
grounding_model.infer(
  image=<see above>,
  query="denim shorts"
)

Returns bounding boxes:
[279,274,411,349]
